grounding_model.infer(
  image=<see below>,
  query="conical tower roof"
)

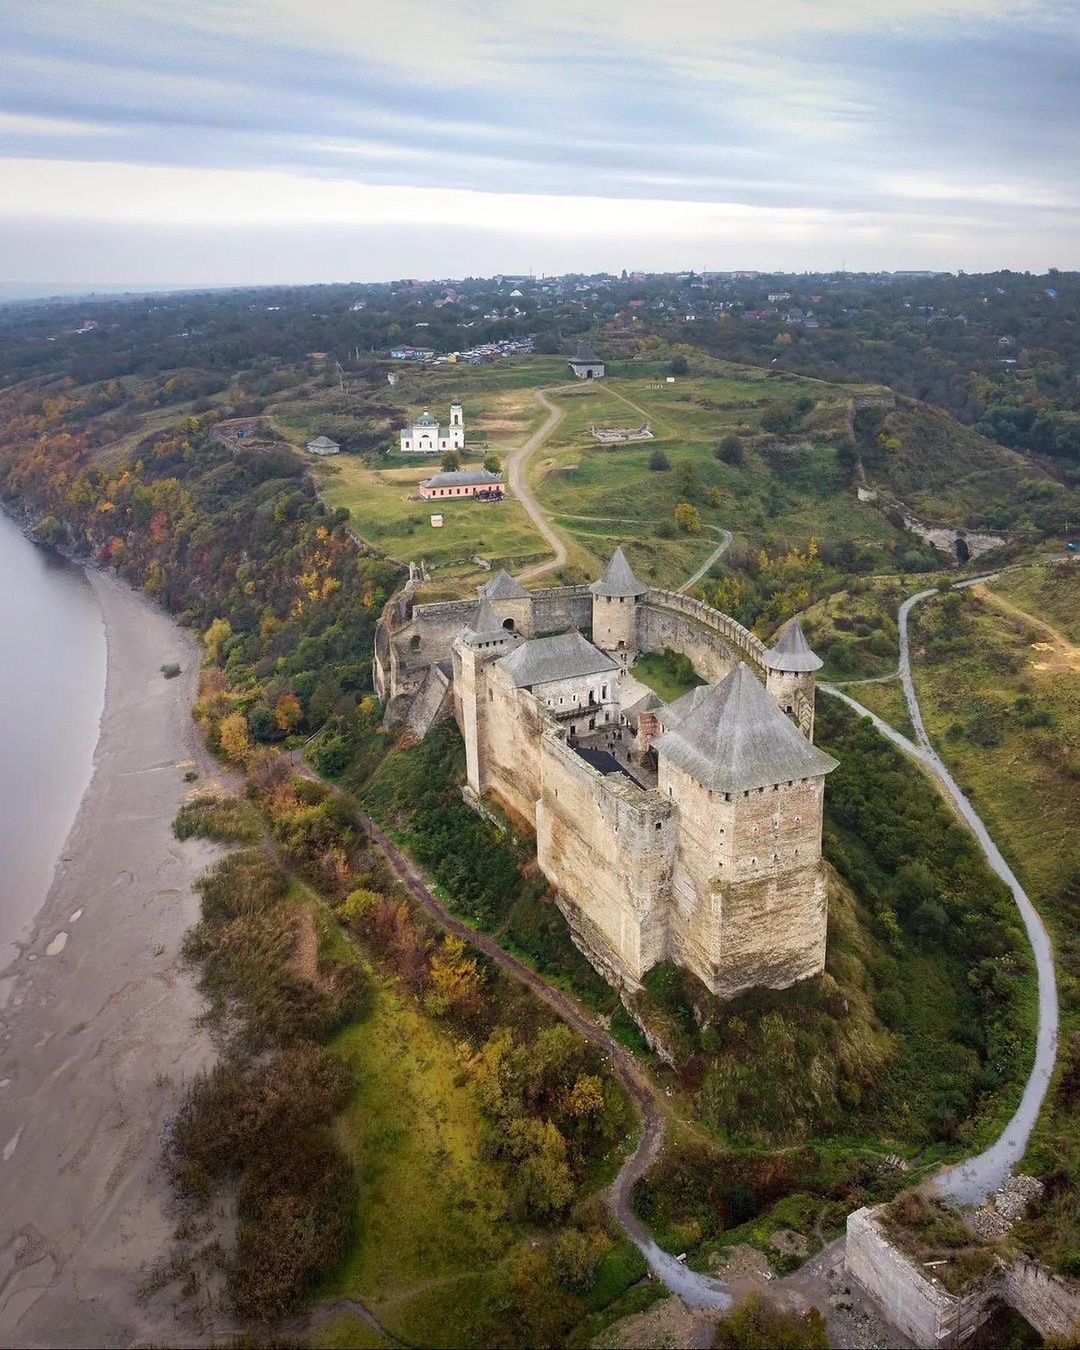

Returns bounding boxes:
[589,547,648,598]
[653,663,836,792]
[764,617,822,673]
[479,569,529,600]
[463,597,506,641]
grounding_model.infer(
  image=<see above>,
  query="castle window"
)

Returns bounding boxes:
[489,690,493,701]
[724,793,731,802]
[751,857,757,866]
[410,635,421,651]
[772,853,779,862]
[795,814,801,823]
[503,618,515,631]
[655,821,662,830]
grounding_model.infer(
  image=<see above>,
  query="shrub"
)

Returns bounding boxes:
[712,1295,828,1349]
[649,449,671,471]
[161,661,181,679]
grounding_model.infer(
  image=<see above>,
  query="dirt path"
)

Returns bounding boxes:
[971,583,1080,673]
[509,389,571,583]
[556,514,732,592]
[825,579,1059,1208]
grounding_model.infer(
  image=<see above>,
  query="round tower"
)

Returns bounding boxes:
[764,617,822,741]
[589,547,648,664]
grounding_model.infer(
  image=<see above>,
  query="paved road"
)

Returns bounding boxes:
[824,577,1058,1207]
[509,389,570,583]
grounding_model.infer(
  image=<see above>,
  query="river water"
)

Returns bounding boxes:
[0,511,106,970]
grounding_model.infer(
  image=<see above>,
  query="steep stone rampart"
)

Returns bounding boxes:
[640,590,768,682]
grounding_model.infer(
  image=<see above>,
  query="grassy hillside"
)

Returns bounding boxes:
[909,576,1080,1274]
[859,399,1066,528]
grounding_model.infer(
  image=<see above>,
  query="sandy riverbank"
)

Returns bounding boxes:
[0,571,220,1347]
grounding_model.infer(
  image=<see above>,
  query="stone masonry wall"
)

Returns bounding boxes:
[659,759,828,995]
[845,1206,983,1346]
[531,585,593,635]
[1002,1259,1080,1340]
[536,732,674,986]
[639,591,768,684]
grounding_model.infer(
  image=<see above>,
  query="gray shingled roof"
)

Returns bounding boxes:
[655,683,711,728]
[421,468,502,488]
[306,435,340,449]
[589,547,649,597]
[480,569,529,600]
[764,617,823,672]
[466,598,504,635]
[653,663,837,792]
[571,339,601,363]
[498,630,618,688]
[623,690,663,723]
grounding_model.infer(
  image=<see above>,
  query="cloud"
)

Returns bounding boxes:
[0,0,1077,281]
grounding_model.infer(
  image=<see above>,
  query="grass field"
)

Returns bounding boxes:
[288,352,915,599]
[834,677,916,742]
[630,651,703,702]
[528,368,900,592]
[326,973,514,1346]
[907,572,1080,1273]
[314,455,547,578]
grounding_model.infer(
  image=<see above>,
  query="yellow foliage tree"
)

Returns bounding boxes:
[203,617,232,665]
[674,501,702,534]
[425,934,484,1017]
[218,710,252,763]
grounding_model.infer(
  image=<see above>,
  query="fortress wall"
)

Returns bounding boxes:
[640,592,768,683]
[531,585,593,635]
[480,670,546,824]
[537,733,674,985]
[661,759,828,995]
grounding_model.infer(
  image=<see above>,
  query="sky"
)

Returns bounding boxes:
[1,0,1078,288]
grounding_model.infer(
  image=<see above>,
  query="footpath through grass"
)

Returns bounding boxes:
[909,577,1080,1276]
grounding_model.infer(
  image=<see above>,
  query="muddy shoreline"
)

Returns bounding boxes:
[0,570,219,1347]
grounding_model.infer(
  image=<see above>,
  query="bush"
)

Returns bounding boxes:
[716,434,745,465]
[712,1295,828,1349]
[649,449,671,471]
[161,661,181,679]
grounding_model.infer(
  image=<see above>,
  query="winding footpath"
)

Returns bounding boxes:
[825,580,1059,1207]
[357,812,733,1309]
[510,385,731,592]
[508,389,570,583]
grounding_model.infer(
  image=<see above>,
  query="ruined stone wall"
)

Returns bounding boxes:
[659,758,828,995]
[847,1206,1080,1345]
[845,1207,980,1346]
[531,585,593,635]
[536,733,674,986]
[1002,1259,1080,1340]
[639,591,768,683]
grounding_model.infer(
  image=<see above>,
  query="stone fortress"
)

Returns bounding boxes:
[374,550,837,999]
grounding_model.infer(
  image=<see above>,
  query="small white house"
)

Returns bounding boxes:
[430,514,444,528]
[306,435,341,455]
[399,404,465,454]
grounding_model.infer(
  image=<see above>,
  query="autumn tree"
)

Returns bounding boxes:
[219,710,252,763]
[675,501,702,534]
[274,691,303,734]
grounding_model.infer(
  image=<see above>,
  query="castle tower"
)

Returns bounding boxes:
[452,597,521,795]
[478,569,533,637]
[653,663,838,998]
[589,548,648,664]
[764,617,823,741]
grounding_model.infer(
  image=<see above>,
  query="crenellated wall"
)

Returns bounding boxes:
[531,584,593,635]
[639,590,768,683]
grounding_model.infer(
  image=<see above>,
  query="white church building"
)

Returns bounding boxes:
[399,404,465,455]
